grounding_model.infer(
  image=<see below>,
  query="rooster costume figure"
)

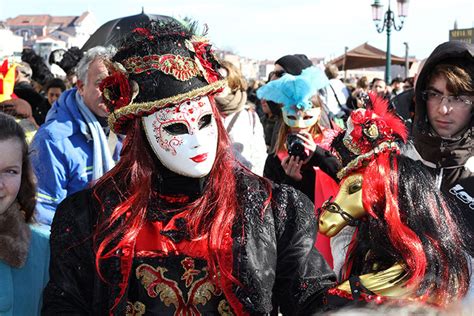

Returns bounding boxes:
[319,93,470,307]
[42,19,336,315]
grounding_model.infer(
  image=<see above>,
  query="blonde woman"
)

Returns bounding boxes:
[215,60,267,175]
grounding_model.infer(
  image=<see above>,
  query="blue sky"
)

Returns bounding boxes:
[1,0,473,61]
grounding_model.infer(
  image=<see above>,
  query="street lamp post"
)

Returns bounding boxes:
[371,0,409,83]
[342,46,349,80]
[403,41,409,79]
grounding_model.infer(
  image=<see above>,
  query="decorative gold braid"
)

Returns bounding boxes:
[337,141,400,180]
[108,80,226,132]
[122,54,200,81]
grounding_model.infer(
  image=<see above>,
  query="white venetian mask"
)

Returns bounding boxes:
[282,105,321,128]
[142,96,218,178]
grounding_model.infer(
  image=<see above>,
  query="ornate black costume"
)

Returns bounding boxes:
[42,171,336,315]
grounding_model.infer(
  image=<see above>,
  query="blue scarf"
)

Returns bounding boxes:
[75,91,115,180]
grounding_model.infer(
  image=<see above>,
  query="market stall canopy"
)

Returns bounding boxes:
[328,42,414,70]
[82,11,175,51]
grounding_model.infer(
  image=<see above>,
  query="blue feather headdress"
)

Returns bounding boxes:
[257,66,329,112]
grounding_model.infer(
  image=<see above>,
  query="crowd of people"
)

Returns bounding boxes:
[0,16,472,316]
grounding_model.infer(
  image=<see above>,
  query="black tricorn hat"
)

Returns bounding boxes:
[101,19,225,134]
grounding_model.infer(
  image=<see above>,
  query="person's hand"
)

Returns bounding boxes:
[296,131,317,163]
[281,155,304,181]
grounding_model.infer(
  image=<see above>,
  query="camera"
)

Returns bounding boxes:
[286,134,307,161]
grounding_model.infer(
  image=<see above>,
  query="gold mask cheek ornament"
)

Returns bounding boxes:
[319,173,365,237]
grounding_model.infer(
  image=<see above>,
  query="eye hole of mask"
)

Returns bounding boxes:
[287,115,297,120]
[198,114,212,130]
[164,123,189,135]
[303,115,313,120]
[348,180,362,194]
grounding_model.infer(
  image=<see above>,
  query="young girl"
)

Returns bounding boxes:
[0,112,49,315]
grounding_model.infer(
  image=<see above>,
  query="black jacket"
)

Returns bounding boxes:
[391,88,415,132]
[264,148,341,203]
[42,171,336,315]
[412,41,474,247]
[264,154,316,202]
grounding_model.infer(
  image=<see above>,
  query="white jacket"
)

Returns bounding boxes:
[222,107,267,176]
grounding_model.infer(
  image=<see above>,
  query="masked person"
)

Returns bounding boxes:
[258,67,341,267]
[41,19,336,315]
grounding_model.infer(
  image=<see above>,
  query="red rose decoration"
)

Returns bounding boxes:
[132,27,154,40]
[99,67,132,112]
[192,41,220,83]
[348,107,398,155]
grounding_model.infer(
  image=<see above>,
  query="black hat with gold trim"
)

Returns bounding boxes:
[100,19,225,134]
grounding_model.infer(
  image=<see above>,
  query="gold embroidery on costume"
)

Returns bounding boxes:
[181,257,201,287]
[218,300,235,316]
[126,301,146,316]
[122,54,200,81]
[136,257,224,315]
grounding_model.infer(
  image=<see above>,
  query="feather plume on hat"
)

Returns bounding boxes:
[256,66,329,112]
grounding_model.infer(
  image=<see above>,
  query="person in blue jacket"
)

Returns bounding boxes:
[30,46,120,225]
[0,112,50,316]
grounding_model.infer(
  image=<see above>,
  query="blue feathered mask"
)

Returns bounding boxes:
[257,66,329,112]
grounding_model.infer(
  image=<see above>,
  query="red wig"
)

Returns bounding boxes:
[361,153,426,286]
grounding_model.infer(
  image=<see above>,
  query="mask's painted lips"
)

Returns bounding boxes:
[190,153,208,163]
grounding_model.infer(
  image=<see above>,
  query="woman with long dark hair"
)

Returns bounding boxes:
[42,19,335,315]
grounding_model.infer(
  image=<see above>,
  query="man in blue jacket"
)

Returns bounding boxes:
[30,46,118,225]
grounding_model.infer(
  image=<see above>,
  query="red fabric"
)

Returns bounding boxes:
[313,129,339,268]
[314,169,339,268]
[135,212,209,259]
